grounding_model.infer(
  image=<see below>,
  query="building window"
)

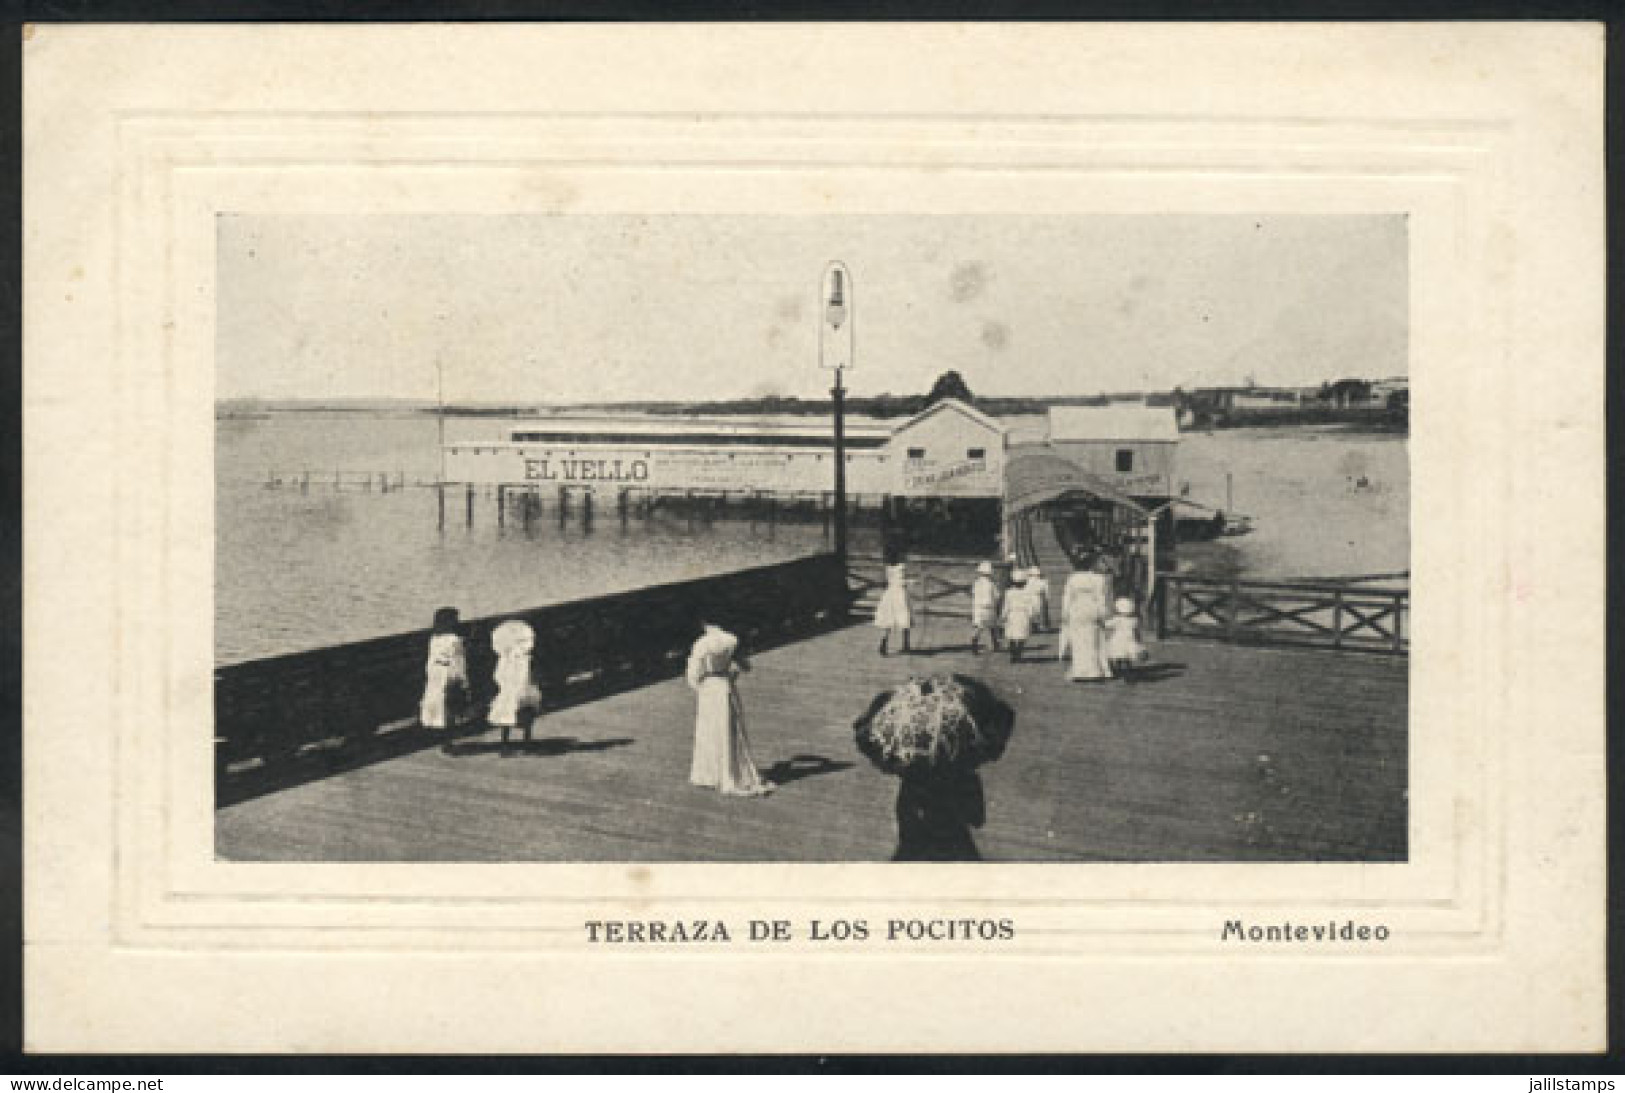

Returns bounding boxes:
[907,447,926,461]
[1116,449,1134,472]
[967,447,986,461]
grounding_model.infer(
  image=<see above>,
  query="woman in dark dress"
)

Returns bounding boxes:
[854,673,1012,864]
[893,764,985,861]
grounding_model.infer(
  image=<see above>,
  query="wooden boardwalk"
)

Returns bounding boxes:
[216,623,1407,863]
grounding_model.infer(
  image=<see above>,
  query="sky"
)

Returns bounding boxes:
[216,214,1407,403]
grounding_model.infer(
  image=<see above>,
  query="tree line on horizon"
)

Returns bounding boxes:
[219,369,1406,420]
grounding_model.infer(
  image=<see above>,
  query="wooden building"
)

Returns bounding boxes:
[1043,405,1180,503]
[443,397,1007,501]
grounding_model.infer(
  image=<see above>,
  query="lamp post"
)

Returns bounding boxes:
[820,262,854,562]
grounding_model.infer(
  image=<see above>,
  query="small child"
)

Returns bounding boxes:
[1001,570,1036,664]
[489,619,543,753]
[1103,597,1149,683]
[968,560,1002,654]
[419,606,468,730]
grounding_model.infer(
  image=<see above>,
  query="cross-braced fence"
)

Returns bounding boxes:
[1160,575,1408,655]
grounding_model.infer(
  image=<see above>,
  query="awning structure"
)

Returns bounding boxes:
[1003,446,1168,603]
[1002,448,1151,517]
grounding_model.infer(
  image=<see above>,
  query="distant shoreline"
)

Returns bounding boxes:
[216,400,1407,436]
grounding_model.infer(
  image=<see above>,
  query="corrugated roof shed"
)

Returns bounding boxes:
[1047,405,1180,443]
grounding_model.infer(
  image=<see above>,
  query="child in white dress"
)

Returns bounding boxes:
[1000,570,1037,663]
[489,619,542,753]
[418,606,468,730]
[968,560,1002,654]
[1103,597,1148,683]
[874,550,914,656]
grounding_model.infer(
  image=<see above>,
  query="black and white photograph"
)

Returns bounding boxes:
[23,23,1603,1054]
[213,213,1410,864]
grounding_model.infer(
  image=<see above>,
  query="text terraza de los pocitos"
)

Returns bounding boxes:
[584,918,1015,944]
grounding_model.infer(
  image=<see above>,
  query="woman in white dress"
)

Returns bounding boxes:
[1059,554,1115,682]
[489,619,542,753]
[418,606,468,730]
[874,550,914,657]
[687,621,773,797]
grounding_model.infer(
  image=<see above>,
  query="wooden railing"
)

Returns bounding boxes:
[216,553,853,805]
[845,553,991,623]
[1159,575,1408,655]
[263,469,426,491]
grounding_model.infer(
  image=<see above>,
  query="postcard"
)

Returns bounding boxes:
[22,23,1604,1052]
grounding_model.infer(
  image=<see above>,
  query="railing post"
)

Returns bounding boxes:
[1392,591,1405,653]
[1332,590,1344,650]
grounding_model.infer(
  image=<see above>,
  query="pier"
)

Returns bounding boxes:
[215,551,1408,863]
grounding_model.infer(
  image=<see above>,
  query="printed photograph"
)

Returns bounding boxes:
[213,213,1409,863]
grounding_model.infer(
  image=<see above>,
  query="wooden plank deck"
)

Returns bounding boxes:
[216,622,1408,863]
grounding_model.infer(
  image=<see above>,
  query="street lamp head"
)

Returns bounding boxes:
[819,261,854,372]
[826,266,847,330]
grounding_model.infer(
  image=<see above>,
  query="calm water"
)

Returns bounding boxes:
[1175,426,1410,582]
[216,412,1408,665]
[216,413,861,664]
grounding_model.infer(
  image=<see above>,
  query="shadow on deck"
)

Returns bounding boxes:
[216,620,1407,864]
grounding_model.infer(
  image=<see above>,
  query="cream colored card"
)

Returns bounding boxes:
[23,24,1604,1053]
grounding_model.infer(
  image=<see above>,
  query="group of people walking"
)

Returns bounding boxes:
[416,544,1150,819]
[416,605,775,797]
[873,550,1148,681]
[417,607,545,752]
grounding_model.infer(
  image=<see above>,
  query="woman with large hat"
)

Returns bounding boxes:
[853,674,1014,861]
[489,619,543,753]
[418,606,468,731]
